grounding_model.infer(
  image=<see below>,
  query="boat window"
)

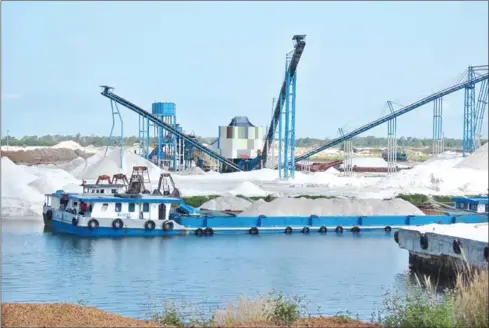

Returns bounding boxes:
[73,202,78,206]
[469,204,477,211]
[143,203,150,212]
[112,189,117,194]
[128,203,135,212]
[96,190,100,194]
[485,205,489,212]
[115,203,122,212]
[100,189,105,194]
[101,203,109,212]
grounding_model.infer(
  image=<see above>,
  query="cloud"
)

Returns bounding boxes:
[1,93,22,101]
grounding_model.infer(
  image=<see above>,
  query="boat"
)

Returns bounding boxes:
[42,166,191,237]
[42,166,488,238]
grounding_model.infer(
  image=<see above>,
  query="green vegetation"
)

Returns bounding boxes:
[3,134,485,150]
[375,267,488,328]
[145,267,488,327]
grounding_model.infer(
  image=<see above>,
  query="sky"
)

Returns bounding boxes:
[2,1,488,139]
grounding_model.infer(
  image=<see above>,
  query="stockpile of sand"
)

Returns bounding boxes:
[2,147,90,165]
[228,181,269,197]
[177,166,207,176]
[455,142,488,171]
[1,157,82,218]
[378,150,488,195]
[239,197,425,217]
[199,196,253,211]
[73,150,163,183]
[51,140,84,150]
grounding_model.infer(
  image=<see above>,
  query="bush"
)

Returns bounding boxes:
[376,267,489,328]
[453,268,488,328]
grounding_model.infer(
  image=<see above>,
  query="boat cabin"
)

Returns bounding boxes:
[81,174,128,195]
[45,191,182,221]
[452,196,488,214]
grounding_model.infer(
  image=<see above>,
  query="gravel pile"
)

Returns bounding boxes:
[199,195,253,211]
[239,197,425,217]
[1,303,158,327]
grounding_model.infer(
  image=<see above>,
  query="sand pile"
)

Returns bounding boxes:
[377,150,487,195]
[228,181,269,197]
[177,166,207,176]
[1,157,82,218]
[239,197,425,217]
[52,140,84,150]
[73,149,163,184]
[455,142,488,171]
[1,148,90,165]
[199,196,253,211]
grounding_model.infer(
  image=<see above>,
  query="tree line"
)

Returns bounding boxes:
[3,134,485,150]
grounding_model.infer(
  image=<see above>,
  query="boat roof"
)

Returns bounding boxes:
[47,192,182,204]
[452,196,488,205]
[82,184,127,188]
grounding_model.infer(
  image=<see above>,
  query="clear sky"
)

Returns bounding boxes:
[2,1,488,139]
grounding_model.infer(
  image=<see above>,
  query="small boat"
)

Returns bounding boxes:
[42,166,192,237]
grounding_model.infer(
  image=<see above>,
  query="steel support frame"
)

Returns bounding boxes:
[339,128,353,176]
[386,101,397,175]
[105,100,124,169]
[278,52,297,180]
[463,66,476,156]
[432,97,443,155]
[475,79,488,148]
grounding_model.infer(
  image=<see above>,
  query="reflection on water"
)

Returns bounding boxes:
[2,219,412,321]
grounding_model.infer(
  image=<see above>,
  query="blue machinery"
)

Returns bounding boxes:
[294,69,489,164]
[100,86,243,172]
[262,35,306,178]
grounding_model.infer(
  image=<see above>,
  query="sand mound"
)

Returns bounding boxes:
[1,303,158,327]
[177,166,207,176]
[239,197,425,217]
[199,196,253,211]
[2,148,90,165]
[52,140,84,150]
[74,150,163,184]
[228,181,269,197]
[455,142,488,171]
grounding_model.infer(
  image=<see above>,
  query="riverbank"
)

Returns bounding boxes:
[0,303,378,328]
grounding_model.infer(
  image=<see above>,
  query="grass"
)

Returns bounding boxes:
[148,292,309,327]
[375,255,488,328]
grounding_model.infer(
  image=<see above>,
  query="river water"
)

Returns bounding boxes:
[2,219,412,321]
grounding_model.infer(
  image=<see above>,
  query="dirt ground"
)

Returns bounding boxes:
[1,148,92,165]
[1,303,380,328]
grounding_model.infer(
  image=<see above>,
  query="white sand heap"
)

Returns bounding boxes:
[1,157,82,218]
[51,140,84,150]
[239,197,425,217]
[455,142,488,171]
[228,181,268,197]
[199,196,253,211]
[73,149,163,183]
[177,167,207,176]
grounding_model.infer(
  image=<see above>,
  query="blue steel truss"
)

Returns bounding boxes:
[463,66,476,156]
[263,35,306,168]
[103,88,124,169]
[100,86,242,172]
[278,51,298,179]
[294,72,489,163]
[475,79,488,148]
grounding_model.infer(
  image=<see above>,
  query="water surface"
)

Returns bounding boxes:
[2,219,411,321]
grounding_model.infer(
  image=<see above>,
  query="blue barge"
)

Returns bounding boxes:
[42,167,488,238]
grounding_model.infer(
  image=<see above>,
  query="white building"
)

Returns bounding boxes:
[218,116,264,160]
